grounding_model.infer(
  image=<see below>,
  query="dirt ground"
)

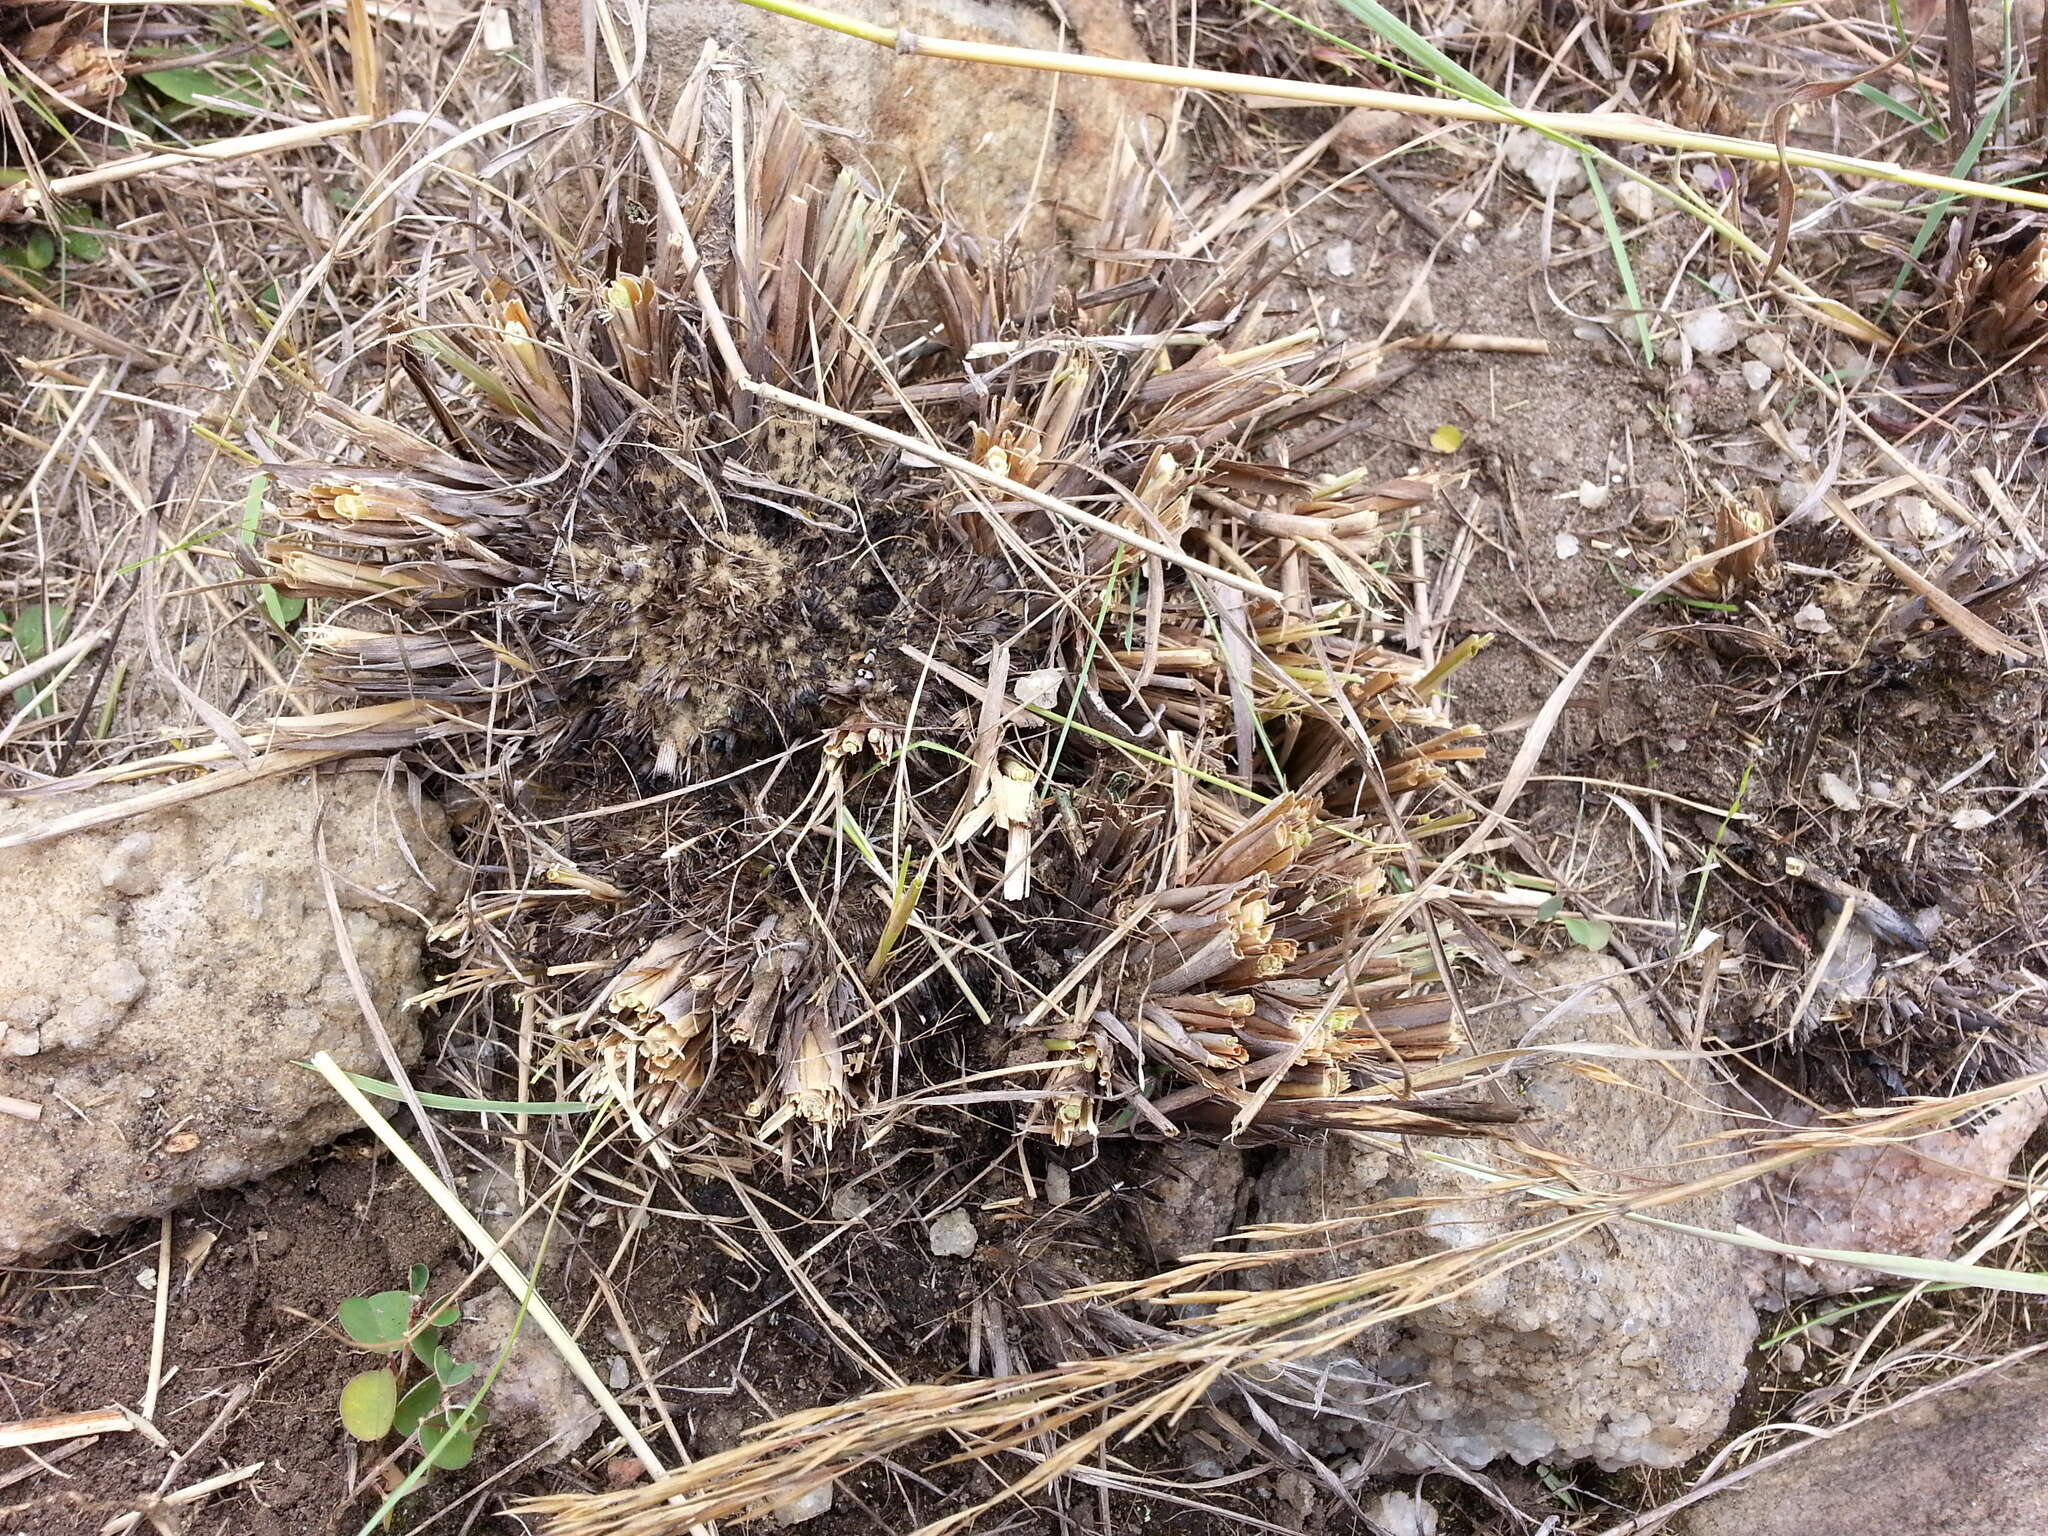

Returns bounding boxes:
[4,3,2046,1534]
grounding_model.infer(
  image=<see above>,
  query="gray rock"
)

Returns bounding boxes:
[561,0,1172,238]
[0,770,456,1261]
[1672,1355,2048,1536]
[1257,952,1756,1471]
[454,1292,603,1462]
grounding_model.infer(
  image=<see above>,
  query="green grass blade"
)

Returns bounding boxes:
[1327,0,1508,106]
[1851,81,1938,139]
[1885,80,2017,314]
[1585,159,1653,363]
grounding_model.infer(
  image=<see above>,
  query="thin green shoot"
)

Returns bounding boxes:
[1758,1283,1962,1351]
[1585,160,1654,363]
[1684,760,1753,947]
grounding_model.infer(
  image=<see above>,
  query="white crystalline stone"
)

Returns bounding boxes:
[1949,806,1995,831]
[1324,239,1356,278]
[928,1207,978,1258]
[1013,669,1065,708]
[1680,307,1740,356]
[1744,331,1788,369]
[1816,771,1862,812]
[773,1483,836,1526]
[1741,359,1773,391]
[1792,603,1834,634]
[1368,1491,1440,1536]
[1555,531,1582,560]
[1610,178,1659,223]
[1504,128,1586,195]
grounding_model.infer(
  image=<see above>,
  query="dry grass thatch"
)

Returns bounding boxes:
[253,51,1510,1159]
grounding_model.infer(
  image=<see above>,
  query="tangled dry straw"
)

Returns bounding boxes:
[256,55,1512,1158]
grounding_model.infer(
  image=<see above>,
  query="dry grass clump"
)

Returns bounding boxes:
[255,56,1508,1154]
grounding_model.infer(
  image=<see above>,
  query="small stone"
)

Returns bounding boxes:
[453,1292,602,1461]
[773,1482,836,1526]
[1792,603,1834,634]
[1369,1491,1440,1536]
[1882,495,1953,548]
[1816,772,1862,812]
[1013,669,1064,708]
[1331,107,1410,161]
[1742,1091,2048,1305]
[1611,178,1659,223]
[1555,531,1582,560]
[1639,480,1684,520]
[1741,359,1773,391]
[928,1207,978,1258]
[1949,805,1995,831]
[829,1185,871,1222]
[1324,239,1355,278]
[1398,275,1436,330]
[1775,478,1815,515]
[1255,954,1754,1471]
[97,833,157,897]
[1681,308,1740,356]
[1565,189,1601,222]
[1504,128,1586,195]
[1043,1162,1071,1208]
[1744,331,1788,369]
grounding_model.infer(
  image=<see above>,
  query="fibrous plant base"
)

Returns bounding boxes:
[261,63,1505,1165]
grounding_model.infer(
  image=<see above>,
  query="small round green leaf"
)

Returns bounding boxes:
[431,1347,476,1388]
[417,1417,478,1470]
[339,1369,398,1440]
[408,1326,442,1368]
[406,1263,431,1295]
[338,1290,413,1350]
[392,1376,443,1438]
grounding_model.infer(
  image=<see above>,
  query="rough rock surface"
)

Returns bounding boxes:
[0,770,456,1262]
[1740,1088,2048,1305]
[454,1292,603,1462]
[1672,1355,2048,1536]
[1257,951,1756,1471]
[627,0,1171,235]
